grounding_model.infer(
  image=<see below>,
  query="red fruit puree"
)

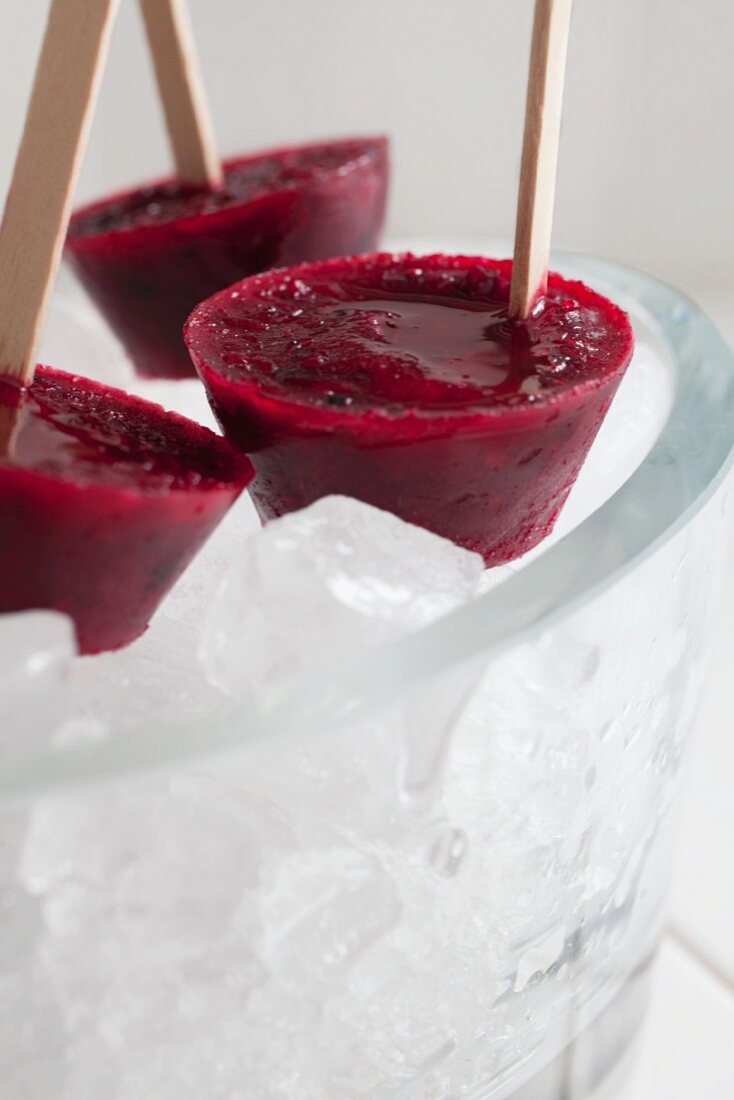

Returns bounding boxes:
[185,254,634,566]
[0,367,252,653]
[65,137,388,380]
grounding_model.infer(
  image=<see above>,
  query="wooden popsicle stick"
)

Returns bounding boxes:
[0,0,121,387]
[0,403,18,455]
[138,0,222,190]
[509,0,574,320]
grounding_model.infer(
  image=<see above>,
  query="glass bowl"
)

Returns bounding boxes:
[2,253,733,1100]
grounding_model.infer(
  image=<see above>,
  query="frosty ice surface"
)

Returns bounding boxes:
[0,610,75,755]
[200,494,484,698]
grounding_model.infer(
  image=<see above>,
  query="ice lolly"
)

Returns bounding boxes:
[65,136,389,379]
[0,368,251,653]
[185,252,633,565]
[0,0,251,654]
[186,0,612,566]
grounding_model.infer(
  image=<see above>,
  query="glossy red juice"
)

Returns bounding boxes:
[0,367,252,653]
[65,137,388,380]
[186,254,634,566]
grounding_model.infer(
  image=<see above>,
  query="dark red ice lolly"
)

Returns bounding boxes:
[65,137,388,380]
[0,367,252,653]
[185,253,634,566]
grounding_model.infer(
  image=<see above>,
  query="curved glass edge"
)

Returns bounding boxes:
[3,255,734,801]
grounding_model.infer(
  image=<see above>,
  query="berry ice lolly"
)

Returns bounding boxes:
[65,137,388,380]
[185,253,634,566]
[0,367,251,653]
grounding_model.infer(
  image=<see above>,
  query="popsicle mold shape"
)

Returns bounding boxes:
[186,253,634,565]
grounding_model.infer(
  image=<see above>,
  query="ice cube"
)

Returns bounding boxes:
[200,495,484,698]
[67,495,261,735]
[155,493,261,633]
[17,773,280,1097]
[0,611,76,755]
[554,325,672,539]
[70,616,227,734]
[257,847,402,989]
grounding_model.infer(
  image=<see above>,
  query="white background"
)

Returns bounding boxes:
[1,0,734,289]
[1,2,733,1093]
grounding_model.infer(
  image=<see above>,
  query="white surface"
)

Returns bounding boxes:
[623,938,734,1099]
